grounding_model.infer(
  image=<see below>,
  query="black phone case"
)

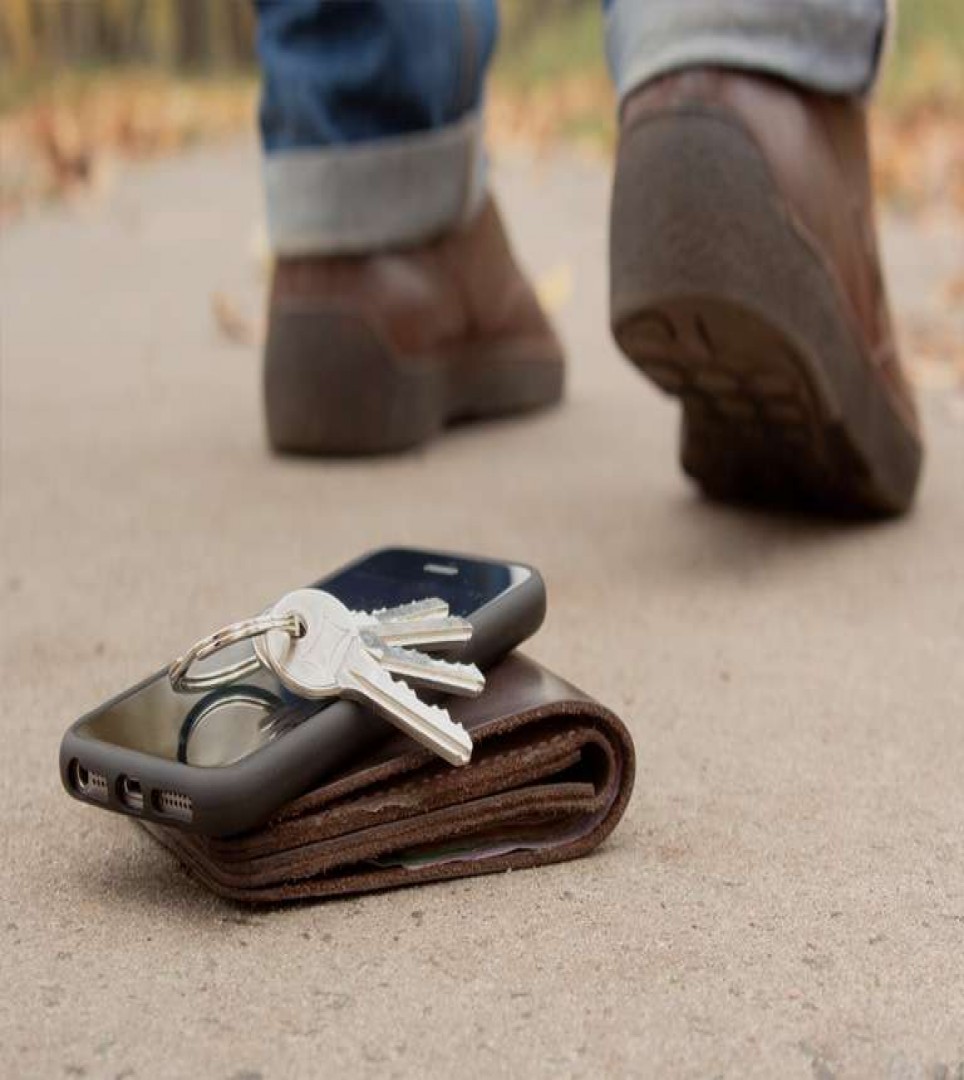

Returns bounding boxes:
[59,550,546,837]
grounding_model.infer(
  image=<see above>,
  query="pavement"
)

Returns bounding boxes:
[1,139,963,1080]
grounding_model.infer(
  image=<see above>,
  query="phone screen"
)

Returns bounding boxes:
[73,549,530,768]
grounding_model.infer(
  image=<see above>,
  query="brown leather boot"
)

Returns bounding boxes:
[264,197,564,455]
[610,69,922,516]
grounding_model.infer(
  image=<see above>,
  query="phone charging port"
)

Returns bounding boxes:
[118,776,144,811]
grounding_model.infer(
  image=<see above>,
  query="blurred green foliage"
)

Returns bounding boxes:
[0,0,254,68]
[2,0,961,116]
[879,0,964,110]
[496,0,607,89]
[0,0,254,107]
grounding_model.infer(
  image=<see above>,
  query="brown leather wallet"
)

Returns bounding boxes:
[143,654,635,903]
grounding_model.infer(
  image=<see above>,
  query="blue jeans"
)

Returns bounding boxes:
[255,0,890,254]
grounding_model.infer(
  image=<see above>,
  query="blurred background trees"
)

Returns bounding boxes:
[1,0,255,75]
[3,0,962,110]
[1,0,961,217]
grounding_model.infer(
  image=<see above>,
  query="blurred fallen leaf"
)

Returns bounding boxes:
[942,272,964,307]
[211,291,264,347]
[488,73,616,157]
[248,219,272,277]
[904,308,964,394]
[911,356,961,391]
[871,107,964,214]
[536,261,574,315]
[1,73,256,220]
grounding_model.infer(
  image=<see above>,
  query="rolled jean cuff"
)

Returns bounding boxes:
[605,0,889,101]
[263,112,487,255]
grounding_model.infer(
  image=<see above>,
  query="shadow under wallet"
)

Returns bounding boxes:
[143,654,636,903]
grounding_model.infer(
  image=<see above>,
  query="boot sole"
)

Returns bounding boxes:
[265,307,564,455]
[610,110,922,516]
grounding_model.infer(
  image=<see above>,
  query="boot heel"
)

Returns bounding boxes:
[264,307,442,455]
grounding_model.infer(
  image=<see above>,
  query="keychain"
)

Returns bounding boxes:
[169,590,485,766]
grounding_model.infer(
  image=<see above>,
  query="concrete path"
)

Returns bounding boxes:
[2,140,963,1079]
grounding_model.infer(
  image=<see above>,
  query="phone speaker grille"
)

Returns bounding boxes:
[153,789,194,823]
[87,772,108,797]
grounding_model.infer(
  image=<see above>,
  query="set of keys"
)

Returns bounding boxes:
[169,589,485,766]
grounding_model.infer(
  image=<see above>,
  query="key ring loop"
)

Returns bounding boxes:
[168,611,305,694]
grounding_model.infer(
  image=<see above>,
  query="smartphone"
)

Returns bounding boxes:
[59,548,545,837]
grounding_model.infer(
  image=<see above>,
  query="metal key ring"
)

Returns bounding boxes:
[168,611,305,694]
[177,683,284,763]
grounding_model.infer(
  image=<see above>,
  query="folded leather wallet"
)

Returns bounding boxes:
[144,653,636,903]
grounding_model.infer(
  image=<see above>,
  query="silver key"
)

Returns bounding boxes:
[354,597,450,624]
[371,617,473,649]
[256,589,478,766]
[363,640,485,696]
[358,614,473,650]
[352,596,475,650]
[353,599,483,691]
